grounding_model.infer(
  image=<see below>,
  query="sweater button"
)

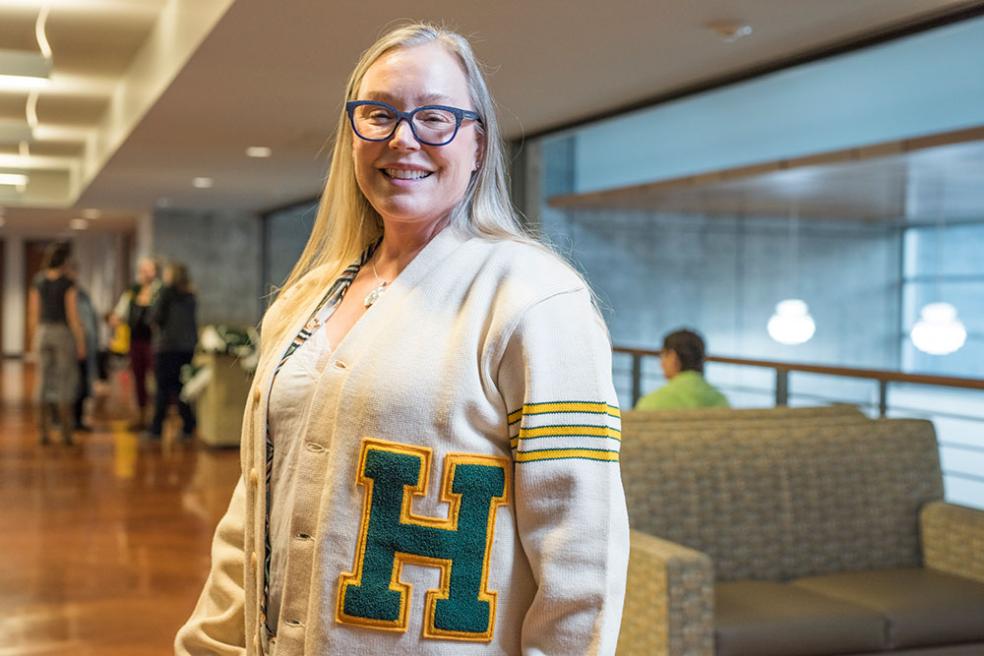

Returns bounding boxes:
[253,388,261,405]
[250,551,258,569]
[332,360,347,370]
[249,468,259,487]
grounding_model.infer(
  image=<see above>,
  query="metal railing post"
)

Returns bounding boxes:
[775,368,789,406]
[631,354,643,407]
[878,380,889,417]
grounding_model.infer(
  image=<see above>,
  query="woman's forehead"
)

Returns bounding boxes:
[358,43,470,104]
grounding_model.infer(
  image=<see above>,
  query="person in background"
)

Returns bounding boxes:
[146,261,198,440]
[28,242,86,445]
[635,328,729,410]
[111,257,160,429]
[66,260,100,432]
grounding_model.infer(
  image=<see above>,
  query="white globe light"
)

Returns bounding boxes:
[767,299,816,345]
[911,302,967,355]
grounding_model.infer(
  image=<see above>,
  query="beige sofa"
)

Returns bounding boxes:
[616,407,984,656]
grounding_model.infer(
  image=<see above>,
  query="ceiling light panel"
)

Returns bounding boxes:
[0,48,51,83]
[0,119,32,143]
[0,172,29,185]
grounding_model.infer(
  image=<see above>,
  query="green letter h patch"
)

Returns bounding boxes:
[336,438,511,642]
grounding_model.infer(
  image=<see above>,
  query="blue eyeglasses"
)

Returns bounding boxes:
[346,100,481,146]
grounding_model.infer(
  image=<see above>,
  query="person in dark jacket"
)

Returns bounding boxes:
[66,260,100,432]
[147,261,198,439]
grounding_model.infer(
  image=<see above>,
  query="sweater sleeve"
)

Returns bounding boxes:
[174,477,248,655]
[496,288,629,656]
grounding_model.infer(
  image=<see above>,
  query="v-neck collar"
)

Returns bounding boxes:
[326,225,469,359]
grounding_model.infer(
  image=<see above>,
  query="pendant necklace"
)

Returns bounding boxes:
[363,257,389,308]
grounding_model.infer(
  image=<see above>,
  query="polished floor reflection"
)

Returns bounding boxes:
[0,361,241,656]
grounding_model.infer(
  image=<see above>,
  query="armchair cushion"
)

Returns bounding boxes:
[714,581,886,656]
[921,501,984,585]
[617,530,714,656]
[791,568,984,649]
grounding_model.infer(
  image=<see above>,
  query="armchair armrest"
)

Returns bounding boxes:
[617,529,714,656]
[921,501,984,585]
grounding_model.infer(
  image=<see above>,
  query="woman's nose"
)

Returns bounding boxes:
[388,119,420,150]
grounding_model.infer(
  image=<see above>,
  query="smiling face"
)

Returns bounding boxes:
[352,42,482,230]
[137,258,157,285]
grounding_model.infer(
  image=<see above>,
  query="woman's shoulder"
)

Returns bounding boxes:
[476,237,583,286]
[471,237,587,303]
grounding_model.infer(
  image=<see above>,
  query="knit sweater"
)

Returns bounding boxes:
[635,370,729,410]
[174,227,629,655]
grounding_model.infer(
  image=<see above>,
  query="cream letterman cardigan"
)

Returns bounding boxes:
[174,227,629,656]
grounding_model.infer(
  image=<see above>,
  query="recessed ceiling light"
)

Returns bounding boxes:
[70,218,88,230]
[82,209,101,219]
[192,177,213,189]
[0,173,29,187]
[705,20,753,43]
[0,48,51,90]
[246,146,272,158]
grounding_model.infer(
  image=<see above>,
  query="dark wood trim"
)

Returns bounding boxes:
[524,1,984,142]
[613,346,984,391]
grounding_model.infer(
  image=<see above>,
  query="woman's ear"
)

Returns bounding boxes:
[473,132,485,172]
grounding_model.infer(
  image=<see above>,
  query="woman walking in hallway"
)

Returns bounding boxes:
[111,257,160,429]
[28,242,86,446]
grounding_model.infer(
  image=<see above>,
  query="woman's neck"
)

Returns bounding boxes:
[373,217,449,278]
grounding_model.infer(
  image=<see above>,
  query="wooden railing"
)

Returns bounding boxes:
[614,346,984,415]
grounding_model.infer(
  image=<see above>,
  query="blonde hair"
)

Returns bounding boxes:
[260,23,550,360]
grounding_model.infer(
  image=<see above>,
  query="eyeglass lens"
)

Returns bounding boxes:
[352,105,458,144]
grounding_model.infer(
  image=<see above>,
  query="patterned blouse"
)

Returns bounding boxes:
[263,242,378,635]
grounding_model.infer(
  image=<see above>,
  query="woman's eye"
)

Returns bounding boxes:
[419,111,452,124]
[367,111,394,121]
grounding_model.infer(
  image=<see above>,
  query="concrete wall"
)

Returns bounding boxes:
[554,209,902,365]
[263,200,318,303]
[152,207,262,327]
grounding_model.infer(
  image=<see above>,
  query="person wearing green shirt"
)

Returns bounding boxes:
[635,328,729,410]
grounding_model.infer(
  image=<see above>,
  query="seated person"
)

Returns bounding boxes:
[635,328,729,410]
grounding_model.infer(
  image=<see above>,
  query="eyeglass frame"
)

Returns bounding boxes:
[345,100,482,147]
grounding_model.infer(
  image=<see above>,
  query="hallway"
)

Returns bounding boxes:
[0,361,241,656]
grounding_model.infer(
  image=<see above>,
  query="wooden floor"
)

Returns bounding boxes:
[0,361,241,656]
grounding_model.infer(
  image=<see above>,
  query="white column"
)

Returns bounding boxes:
[3,236,25,356]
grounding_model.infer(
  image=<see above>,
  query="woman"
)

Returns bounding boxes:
[111,257,159,429]
[28,242,86,446]
[148,262,198,439]
[177,23,628,656]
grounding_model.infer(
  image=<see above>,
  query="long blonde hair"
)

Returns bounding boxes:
[261,23,540,359]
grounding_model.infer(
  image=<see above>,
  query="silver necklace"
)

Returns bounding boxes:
[363,257,388,308]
